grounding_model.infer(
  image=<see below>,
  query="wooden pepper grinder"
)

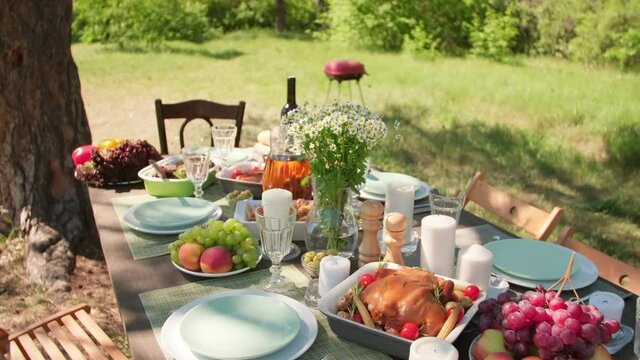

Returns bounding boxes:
[358,200,384,268]
[383,212,407,266]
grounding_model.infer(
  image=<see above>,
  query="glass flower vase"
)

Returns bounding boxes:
[304,178,359,258]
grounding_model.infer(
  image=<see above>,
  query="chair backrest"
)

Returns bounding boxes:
[464,171,563,240]
[558,226,640,295]
[3,303,127,360]
[155,99,246,154]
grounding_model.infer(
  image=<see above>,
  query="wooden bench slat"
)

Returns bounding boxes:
[16,334,45,360]
[9,341,27,360]
[48,321,87,360]
[74,310,126,360]
[33,327,66,360]
[60,315,107,360]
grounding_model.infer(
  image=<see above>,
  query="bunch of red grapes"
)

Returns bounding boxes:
[477,286,620,359]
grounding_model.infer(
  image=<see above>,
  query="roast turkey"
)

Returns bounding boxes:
[359,267,450,337]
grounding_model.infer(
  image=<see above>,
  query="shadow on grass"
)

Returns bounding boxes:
[99,43,244,60]
[376,103,639,265]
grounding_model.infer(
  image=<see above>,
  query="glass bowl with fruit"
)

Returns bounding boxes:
[216,161,265,199]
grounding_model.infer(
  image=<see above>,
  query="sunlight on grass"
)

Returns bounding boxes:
[73,30,639,266]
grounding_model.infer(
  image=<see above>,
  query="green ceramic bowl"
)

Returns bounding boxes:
[137,155,216,197]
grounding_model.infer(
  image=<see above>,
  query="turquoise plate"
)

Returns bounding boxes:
[132,197,216,229]
[179,294,301,359]
[364,170,423,196]
[485,239,580,281]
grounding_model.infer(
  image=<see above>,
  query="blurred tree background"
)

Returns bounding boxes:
[72,0,640,69]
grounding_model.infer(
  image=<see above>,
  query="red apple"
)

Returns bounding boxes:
[178,243,205,271]
[200,246,233,273]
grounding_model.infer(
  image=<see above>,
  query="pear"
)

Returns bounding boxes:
[471,329,509,360]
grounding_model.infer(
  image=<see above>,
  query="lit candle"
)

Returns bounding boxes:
[420,215,456,277]
[318,256,351,297]
[589,291,624,322]
[409,337,459,360]
[456,244,493,290]
[385,182,415,242]
[261,188,292,218]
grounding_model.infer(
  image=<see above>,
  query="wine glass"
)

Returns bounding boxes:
[211,124,237,163]
[181,146,210,199]
[255,205,296,293]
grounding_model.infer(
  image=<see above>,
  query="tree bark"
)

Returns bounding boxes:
[0,0,99,287]
[275,0,286,32]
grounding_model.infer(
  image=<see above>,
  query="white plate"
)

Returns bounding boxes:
[359,182,430,202]
[234,200,306,241]
[122,206,222,235]
[209,147,250,164]
[132,198,217,229]
[490,250,598,290]
[364,170,423,196]
[161,289,318,360]
[171,252,263,278]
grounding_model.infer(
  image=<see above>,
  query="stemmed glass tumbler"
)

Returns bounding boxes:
[181,146,210,199]
[255,205,296,293]
[211,124,237,162]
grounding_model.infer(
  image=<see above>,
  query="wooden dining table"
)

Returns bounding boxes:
[88,184,638,360]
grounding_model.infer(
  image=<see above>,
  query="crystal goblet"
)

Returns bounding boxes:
[181,146,210,199]
[255,205,296,293]
[211,124,237,162]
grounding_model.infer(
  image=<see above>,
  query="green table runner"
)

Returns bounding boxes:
[110,184,233,260]
[139,265,391,360]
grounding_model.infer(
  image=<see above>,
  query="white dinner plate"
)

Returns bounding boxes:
[359,182,430,202]
[161,289,318,360]
[171,252,263,278]
[491,250,598,290]
[122,205,222,235]
[364,171,423,196]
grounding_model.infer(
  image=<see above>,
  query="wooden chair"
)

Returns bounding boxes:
[155,99,246,154]
[557,226,640,295]
[0,303,127,360]
[464,171,563,241]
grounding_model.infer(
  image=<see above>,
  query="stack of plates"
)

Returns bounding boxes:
[161,290,318,360]
[123,197,221,234]
[359,170,430,202]
[485,239,598,290]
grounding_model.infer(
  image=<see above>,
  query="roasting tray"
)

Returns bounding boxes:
[318,262,485,359]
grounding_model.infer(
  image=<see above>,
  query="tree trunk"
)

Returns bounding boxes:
[275,0,286,32]
[0,0,99,288]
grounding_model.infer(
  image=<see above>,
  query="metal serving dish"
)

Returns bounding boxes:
[318,262,485,359]
[215,161,264,199]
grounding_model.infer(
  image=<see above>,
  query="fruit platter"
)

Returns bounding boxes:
[234,199,311,241]
[167,218,262,278]
[216,161,265,198]
[73,139,162,186]
[318,262,485,359]
[137,155,216,197]
[469,286,620,360]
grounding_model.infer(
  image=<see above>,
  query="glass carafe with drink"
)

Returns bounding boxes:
[262,125,313,200]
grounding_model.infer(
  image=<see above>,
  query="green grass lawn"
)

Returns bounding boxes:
[73,30,640,266]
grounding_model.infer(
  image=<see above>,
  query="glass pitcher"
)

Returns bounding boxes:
[261,126,313,200]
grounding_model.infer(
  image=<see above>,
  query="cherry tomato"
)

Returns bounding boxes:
[229,169,244,179]
[358,273,376,288]
[352,311,363,324]
[446,307,464,325]
[71,145,95,166]
[464,285,480,301]
[399,322,420,340]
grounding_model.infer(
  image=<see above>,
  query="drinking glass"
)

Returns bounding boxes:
[211,124,237,162]
[181,146,210,199]
[635,297,640,357]
[255,205,297,293]
[429,189,465,223]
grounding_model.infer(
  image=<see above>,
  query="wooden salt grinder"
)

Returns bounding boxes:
[383,212,407,266]
[358,200,384,268]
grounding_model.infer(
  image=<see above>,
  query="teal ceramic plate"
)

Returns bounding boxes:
[485,239,580,281]
[179,294,301,359]
[364,170,423,196]
[132,198,216,229]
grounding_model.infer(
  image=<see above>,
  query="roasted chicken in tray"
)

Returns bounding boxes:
[359,267,454,337]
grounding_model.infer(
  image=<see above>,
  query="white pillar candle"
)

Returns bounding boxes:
[385,182,415,242]
[420,215,456,277]
[589,291,624,322]
[318,256,351,297]
[261,188,292,218]
[409,337,459,360]
[456,244,493,290]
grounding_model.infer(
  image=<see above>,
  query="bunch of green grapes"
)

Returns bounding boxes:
[168,218,260,270]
